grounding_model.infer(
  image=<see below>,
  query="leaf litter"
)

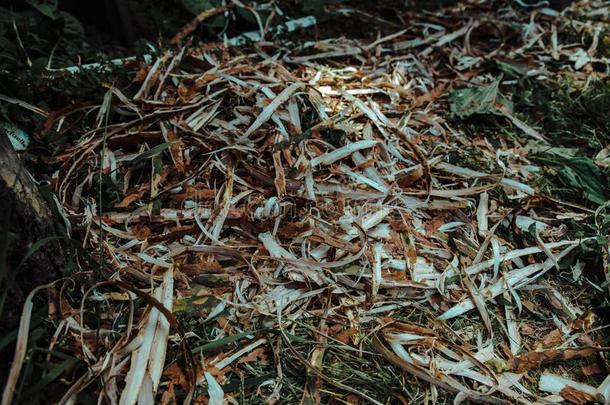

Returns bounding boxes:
[3,1,610,404]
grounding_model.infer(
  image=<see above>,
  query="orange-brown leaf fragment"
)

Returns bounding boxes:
[581,362,604,376]
[133,63,150,82]
[115,192,142,208]
[237,347,268,365]
[537,329,563,349]
[167,130,186,173]
[334,327,358,345]
[163,363,188,389]
[559,386,597,405]
[509,347,605,372]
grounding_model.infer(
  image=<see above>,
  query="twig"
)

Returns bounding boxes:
[170,4,233,45]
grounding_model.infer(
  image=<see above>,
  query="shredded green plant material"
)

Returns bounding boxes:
[2,1,610,404]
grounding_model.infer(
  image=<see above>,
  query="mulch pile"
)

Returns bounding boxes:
[4,1,610,404]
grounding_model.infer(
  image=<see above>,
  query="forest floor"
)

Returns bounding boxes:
[1,1,610,404]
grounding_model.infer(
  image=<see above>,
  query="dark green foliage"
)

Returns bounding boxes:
[557,157,606,205]
[449,79,512,118]
[182,0,227,28]
[512,78,610,206]
[514,78,610,155]
[0,2,85,72]
[301,0,325,16]
[451,71,610,311]
[456,74,610,207]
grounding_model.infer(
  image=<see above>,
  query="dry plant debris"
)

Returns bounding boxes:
[3,1,610,404]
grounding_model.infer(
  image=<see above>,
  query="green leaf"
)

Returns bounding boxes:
[192,330,254,353]
[59,11,84,38]
[0,309,46,352]
[302,0,325,16]
[21,355,80,397]
[222,374,276,393]
[181,0,215,15]
[496,60,528,78]
[181,0,226,27]
[558,157,607,205]
[206,14,227,29]
[26,0,58,19]
[125,142,174,165]
[17,235,67,269]
[449,79,512,118]
[30,57,49,76]
[235,6,257,24]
